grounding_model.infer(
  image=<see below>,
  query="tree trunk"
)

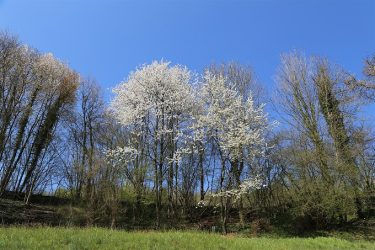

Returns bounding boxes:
[199,142,205,201]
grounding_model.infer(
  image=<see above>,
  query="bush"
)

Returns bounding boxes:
[250,218,271,235]
[290,182,357,230]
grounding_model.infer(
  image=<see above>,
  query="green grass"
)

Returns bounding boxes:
[0,227,373,250]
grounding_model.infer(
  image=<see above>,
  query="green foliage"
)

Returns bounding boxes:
[250,218,272,235]
[54,188,73,200]
[293,182,356,226]
[356,189,375,219]
[56,206,88,226]
[0,227,373,250]
[270,180,358,232]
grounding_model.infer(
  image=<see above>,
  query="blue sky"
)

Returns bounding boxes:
[0,0,374,121]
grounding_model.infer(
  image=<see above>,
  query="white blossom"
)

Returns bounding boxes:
[105,146,138,168]
[110,60,194,127]
[197,71,271,161]
[211,176,263,201]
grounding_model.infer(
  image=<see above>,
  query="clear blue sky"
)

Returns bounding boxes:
[0,0,374,120]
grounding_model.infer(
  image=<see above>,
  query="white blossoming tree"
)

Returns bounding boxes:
[196,71,273,233]
[110,61,275,231]
[110,60,195,227]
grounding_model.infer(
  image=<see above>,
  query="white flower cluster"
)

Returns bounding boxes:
[196,72,271,161]
[105,146,138,168]
[110,60,194,127]
[211,176,263,201]
[196,200,209,208]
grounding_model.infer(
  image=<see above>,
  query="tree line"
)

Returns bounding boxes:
[0,32,374,232]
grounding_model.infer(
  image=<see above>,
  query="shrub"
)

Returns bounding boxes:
[250,218,271,235]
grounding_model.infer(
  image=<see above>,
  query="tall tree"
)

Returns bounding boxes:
[198,71,270,233]
[111,60,195,227]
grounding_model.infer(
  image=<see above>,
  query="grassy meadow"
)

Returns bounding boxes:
[0,227,373,250]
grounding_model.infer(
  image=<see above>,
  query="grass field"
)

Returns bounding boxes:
[0,227,373,250]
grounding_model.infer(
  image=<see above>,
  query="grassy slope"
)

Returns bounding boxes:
[0,227,373,250]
